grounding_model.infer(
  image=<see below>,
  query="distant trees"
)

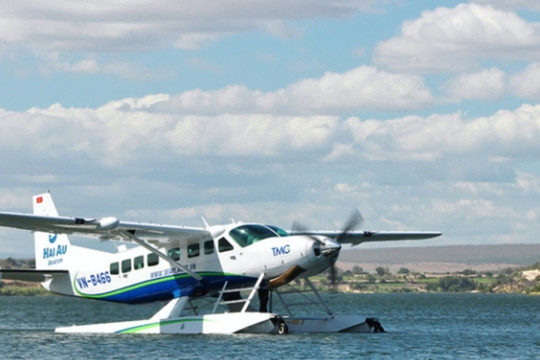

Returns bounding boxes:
[306,263,537,294]
[0,258,34,269]
[5,257,20,267]
[397,267,410,275]
[324,267,343,284]
[426,276,477,292]
[375,266,388,276]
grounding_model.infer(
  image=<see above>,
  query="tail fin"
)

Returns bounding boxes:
[33,193,72,270]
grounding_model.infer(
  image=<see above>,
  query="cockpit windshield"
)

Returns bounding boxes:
[267,225,290,237]
[228,224,289,247]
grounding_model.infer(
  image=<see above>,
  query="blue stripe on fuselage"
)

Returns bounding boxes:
[76,273,256,304]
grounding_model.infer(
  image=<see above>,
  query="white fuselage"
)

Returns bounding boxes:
[48,222,337,303]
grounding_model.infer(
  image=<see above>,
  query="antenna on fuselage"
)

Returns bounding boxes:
[201,216,210,229]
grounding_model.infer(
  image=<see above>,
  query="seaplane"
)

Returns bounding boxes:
[0,192,441,335]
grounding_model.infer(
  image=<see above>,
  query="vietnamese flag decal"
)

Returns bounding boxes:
[36,196,43,204]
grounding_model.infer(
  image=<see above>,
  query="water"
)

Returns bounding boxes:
[0,294,538,359]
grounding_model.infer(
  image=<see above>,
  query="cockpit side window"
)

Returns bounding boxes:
[218,237,234,252]
[204,240,215,255]
[228,224,279,247]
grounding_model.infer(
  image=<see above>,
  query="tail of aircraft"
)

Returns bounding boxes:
[33,193,72,270]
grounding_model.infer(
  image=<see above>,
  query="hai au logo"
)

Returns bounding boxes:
[43,234,67,261]
[48,234,58,244]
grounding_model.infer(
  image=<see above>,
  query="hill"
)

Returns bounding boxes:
[337,244,540,273]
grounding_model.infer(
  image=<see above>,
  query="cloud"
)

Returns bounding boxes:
[153,66,434,114]
[345,103,540,164]
[442,67,506,101]
[509,62,540,99]
[39,56,166,80]
[374,3,540,72]
[0,1,376,53]
[164,114,337,157]
[436,63,540,102]
[0,98,338,170]
[3,91,540,177]
[3,96,540,255]
[472,0,540,11]
[334,183,358,193]
[174,33,224,51]
[2,92,540,192]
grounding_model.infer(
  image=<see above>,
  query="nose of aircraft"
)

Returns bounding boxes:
[297,235,343,278]
[320,237,342,257]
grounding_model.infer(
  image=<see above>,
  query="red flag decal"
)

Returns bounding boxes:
[36,196,43,204]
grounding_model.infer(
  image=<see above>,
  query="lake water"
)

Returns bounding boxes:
[0,293,538,359]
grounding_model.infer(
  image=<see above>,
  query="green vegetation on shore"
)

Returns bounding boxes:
[0,281,51,296]
[0,258,51,296]
[309,263,540,294]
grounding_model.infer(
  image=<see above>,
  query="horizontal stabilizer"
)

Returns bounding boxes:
[0,269,69,282]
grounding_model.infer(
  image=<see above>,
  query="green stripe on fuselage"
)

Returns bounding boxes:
[73,272,245,300]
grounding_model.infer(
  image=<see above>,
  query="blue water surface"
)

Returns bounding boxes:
[0,293,538,359]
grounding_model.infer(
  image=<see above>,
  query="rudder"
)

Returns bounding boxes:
[33,193,72,270]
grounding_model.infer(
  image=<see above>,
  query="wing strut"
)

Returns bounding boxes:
[121,230,202,282]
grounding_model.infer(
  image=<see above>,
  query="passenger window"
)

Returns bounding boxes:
[147,253,159,266]
[122,259,132,273]
[218,238,234,252]
[110,262,119,275]
[134,255,144,270]
[204,240,214,255]
[168,247,180,261]
[188,243,200,258]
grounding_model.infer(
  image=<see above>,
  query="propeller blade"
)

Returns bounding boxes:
[330,210,364,285]
[330,263,337,285]
[336,210,364,244]
[291,221,325,244]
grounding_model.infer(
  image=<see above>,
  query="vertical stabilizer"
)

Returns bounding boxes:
[33,193,71,270]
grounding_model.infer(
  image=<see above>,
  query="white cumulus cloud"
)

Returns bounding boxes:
[508,63,540,99]
[345,103,540,163]
[2,97,540,254]
[442,67,506,101]
[153,66,434,114]
[374,3,540,72]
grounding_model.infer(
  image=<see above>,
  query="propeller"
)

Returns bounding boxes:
[329,210,364,285]
[293,210,364,286]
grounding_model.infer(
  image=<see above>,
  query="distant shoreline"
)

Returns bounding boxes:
[2,264,539,296]
[337,243,540,273]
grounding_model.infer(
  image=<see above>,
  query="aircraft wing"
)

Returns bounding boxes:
[0,211,211,245]
[291,230,442,246]
[0,269,69,282]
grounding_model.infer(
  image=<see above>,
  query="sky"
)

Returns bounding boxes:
[2,0,540,257]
